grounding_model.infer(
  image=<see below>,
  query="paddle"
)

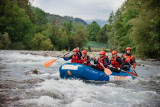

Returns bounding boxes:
[121,70,138,77]
[125,57,138,75]
[44,52,70,67]
[110,66,138,77]
[99,62,112,75]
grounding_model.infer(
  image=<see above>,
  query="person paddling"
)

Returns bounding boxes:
[90,51,109,71]
[108,51,125,73]
[80,50,91,66]
[63,47,81,63]
[121,47,136,71]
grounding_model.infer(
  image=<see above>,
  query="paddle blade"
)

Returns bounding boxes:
[44,59,56,67]
[104,68,112,75]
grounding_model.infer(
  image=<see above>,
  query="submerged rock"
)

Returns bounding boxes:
[25,69,41,75]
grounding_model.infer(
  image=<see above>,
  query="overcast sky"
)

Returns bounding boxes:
[30,0,126,20]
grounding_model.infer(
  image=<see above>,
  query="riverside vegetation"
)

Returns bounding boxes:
[0,0,160,59]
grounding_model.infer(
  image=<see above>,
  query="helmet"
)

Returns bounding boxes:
[82,50,87,54]
[73,48,79,52]
[125,47,131,51]
[99,51,106,55]
[112,51,117,55]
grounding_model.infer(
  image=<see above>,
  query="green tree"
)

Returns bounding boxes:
[0,0,33,49]
[87,21,100,41]
[130,0,160,58]
[96,24,108,42]
[41,39,53,51]
[61,21,73,35]
[59,32,69,50]
[0,32,11,49]
[32,33,53,50]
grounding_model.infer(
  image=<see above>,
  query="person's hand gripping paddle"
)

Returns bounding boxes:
[44,52,70,67]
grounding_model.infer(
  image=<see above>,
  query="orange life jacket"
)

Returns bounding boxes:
[122,54,136,67]
[80,55,90,66]
[97,55,108,69]
[71,54,80,63]
[111,56,121,68]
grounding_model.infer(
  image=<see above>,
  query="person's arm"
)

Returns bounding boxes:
[86,56,90,63]
[63,55,72,61]
[132,56,136,68]
[94,59,98,64]
[121,54,125,62]
[121,54,123,58]
[103,58,109,67]
[117,57,125,68]
[78,51,82,60]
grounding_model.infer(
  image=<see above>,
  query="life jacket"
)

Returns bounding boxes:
[80,55,90,66]
[122,54,136,67]
[71,54,80,63]
[97,55,108,69]
[111,56,121,68]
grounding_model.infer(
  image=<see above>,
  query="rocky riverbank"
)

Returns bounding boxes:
[20,51,112,60]
[20,50,144,66]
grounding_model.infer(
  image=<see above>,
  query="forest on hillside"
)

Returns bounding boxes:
[0,0,160,59]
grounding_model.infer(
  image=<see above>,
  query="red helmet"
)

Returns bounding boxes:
[99,51,106,55]
[112,51,117,55]
[73,48,79,52]
[126,47,131,51]
[82,50,87,54]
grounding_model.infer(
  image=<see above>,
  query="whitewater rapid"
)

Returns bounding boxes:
[0,50,160,107]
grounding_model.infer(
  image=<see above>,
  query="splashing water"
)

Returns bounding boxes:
[0,50,160,107]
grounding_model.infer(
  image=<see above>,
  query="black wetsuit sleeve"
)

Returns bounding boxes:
[116,57,125,68]
[63,55,72,61]
[78,51,82,60]
[94,60,98,64]
[131,56,136,64]
[103,58,109,66]
[87,56,90,63]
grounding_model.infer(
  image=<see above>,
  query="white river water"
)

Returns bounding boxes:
[0,50,160,107]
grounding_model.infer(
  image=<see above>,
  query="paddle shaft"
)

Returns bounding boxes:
[99,62,105,68]
[56,52,71,61]
[125,57,138,75]
[121,70,138,77]
[111,66,138,77]
[44,52,70,67]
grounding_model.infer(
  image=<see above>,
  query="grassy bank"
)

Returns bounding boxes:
[83,41,110,52]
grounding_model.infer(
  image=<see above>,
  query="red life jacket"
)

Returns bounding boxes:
[111,56,121,68]
[122,54,136,67]
[122,54,134,64]
[80,55,90,66]
[97,55,108,69]
[71,54,80,63]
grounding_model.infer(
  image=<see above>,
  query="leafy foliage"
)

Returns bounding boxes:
[107,0,160,58]
[87,21,100,41]
[96,24,108,42]
[0,32,11,49]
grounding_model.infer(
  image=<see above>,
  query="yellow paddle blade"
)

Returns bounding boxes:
[44,59,56,67]
[104,68,112,75]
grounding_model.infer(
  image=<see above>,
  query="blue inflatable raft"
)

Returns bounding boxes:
[59,63,137,81]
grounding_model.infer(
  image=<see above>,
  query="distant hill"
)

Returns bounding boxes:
[85,19,108,27]
[31,6,87,27]
[46,13,88,26]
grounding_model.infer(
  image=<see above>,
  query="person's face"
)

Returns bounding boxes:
[112,54,116,58]
[126,50,130,54]
[82,53,86,57]
[100,54,104,58]
[73,52,77,55]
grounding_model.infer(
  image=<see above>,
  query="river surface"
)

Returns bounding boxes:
[0,50,160,107]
